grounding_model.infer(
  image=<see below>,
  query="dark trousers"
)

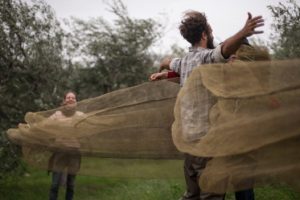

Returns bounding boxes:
[181,154,225,200]
[49,172,76,200]
[235,189,255,200]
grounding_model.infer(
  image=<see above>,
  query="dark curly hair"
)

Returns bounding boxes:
[179,11,208,46]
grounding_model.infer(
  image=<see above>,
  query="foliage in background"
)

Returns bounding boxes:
[0,0,163,180]
[66,0,162,98]
[0,0,68,181]
[268,0,300,59]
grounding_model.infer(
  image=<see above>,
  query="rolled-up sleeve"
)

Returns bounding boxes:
[170,58,182,74]
[212,45,226,63]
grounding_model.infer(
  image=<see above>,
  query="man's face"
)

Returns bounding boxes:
[63,92,77,109]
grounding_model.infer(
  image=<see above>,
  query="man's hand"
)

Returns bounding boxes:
[149,72,168,81]
[241,12,264,37]
[221,13,264,59]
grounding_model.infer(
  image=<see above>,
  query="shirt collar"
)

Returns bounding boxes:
[188,46,206,52]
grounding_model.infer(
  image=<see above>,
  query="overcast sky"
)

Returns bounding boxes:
[42,0,282,53]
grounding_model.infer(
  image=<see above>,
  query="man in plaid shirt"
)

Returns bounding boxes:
[151,10,263,200]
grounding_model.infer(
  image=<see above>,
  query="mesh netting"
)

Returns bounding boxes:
[7,80,183,178]
[7,59,300,192]
[172,59,300,193]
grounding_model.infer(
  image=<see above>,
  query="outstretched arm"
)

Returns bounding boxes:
[149,71,180,81]
[149,71,168,81]
[221,12,264,58]
[149,57,173,81]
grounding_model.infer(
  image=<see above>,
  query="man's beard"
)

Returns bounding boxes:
[207,35,215,49]
[61,105,76,117]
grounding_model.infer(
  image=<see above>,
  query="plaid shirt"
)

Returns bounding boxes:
[170,45,226,86]
[170,45,226,141]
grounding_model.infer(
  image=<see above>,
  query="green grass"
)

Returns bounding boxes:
[79,157,184,179]
[1,167,300,200]
[0,169,184,200]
